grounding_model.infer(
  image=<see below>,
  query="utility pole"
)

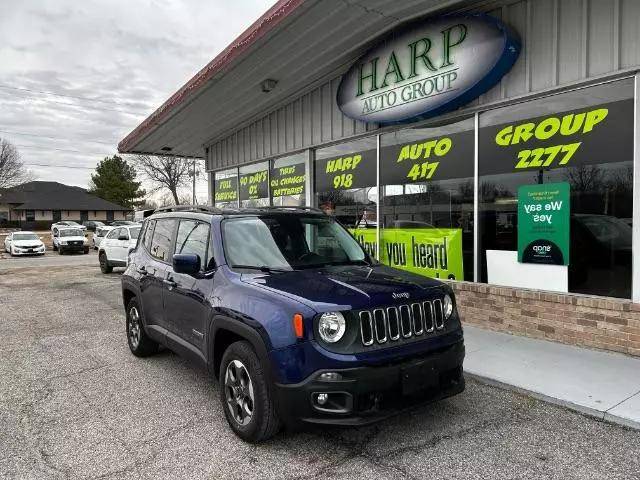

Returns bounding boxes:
[192,159,197,205]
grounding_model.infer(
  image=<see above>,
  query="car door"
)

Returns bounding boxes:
[139,218,177,334]
[114,228,130,262]
[102,228,120,261]
[163,219,213,360]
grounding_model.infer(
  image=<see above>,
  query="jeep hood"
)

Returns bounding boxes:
[239,264,444,311]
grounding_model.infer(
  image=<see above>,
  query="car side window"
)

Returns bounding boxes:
[175,220,210,270]
[107,228,120,240]
[149,219,176,262]
[143,220,155,251]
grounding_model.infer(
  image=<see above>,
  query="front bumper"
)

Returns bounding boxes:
[59,244,88,253]
[273,340,465,427]
[11,247,45,255]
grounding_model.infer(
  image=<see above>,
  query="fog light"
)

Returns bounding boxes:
[316,393,328,405]
[318,372,342,382]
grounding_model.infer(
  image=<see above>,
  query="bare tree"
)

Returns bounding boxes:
[133,155,196,205]
[0,138,33,188]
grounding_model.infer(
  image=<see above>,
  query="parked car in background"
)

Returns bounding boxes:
[82,220,105,232]
[98,224,141,273]
[109,220,138,227]
[52,227,89,254]
[52,220,87,231]
[4,231,46,256]
[93,226,115,250]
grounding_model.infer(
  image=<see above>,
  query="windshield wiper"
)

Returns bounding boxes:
[230,264,292,273]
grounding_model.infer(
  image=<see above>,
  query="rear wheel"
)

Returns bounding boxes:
[219,341,280,442]
[99,252,112,273]
[126,297,158,357]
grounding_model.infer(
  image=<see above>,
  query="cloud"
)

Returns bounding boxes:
[0,0,273,201]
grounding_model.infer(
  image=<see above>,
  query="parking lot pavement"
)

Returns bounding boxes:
[0,249,98,269]
[1,265,639,480]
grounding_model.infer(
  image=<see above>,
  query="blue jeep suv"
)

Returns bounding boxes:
[121,205,465,442]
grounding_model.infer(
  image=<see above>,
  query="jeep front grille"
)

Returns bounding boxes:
[359,300,446,346]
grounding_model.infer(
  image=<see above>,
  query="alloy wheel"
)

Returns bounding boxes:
[128,306,141,349]
[224,359,255,426]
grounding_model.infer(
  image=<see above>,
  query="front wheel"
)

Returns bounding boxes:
[58,248,64,255]
[126,298,158,357]
[219,341,280,442]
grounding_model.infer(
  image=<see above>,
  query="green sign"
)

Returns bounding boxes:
[214,176,238,203]
[517,182,570,265]
[239,170,268,201]
[270,163,306,197]
[349,228,464,280]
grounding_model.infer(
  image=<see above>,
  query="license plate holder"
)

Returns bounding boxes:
[401,359,439,396]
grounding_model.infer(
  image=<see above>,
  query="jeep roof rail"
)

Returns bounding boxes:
[251,206,325,213]
[153,204,222,214]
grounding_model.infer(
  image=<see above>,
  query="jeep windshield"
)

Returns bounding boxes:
[222,215,368,271]
[60,229,83,237]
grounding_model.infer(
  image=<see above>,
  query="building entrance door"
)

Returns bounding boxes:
[53,210,61,223]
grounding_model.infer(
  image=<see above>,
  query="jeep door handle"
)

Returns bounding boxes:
[163,278,177,290]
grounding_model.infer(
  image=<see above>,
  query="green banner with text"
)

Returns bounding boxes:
[517,182,570,265]
[349,227,464,280]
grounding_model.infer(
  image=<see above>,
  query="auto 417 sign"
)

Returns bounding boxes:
[337,14,520,124]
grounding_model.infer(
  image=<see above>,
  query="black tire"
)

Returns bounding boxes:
[126,297,158,357]
[52,243,57,251]
[99,252,113,273]
[58,248,64,255]
[219,341,280,442]
[83,248,89,254]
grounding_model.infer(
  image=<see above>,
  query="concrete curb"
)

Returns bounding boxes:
[465,372,640,431]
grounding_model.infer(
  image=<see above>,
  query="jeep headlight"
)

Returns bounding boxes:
[318,312,346,343]
[443,294,454,319]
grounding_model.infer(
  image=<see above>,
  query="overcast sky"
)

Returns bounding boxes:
[0,0,273,203]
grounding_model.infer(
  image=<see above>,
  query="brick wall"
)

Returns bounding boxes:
[450,282,640,357]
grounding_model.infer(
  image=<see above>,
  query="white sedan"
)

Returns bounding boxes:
[98,224,141,273]
[4,231,46,256]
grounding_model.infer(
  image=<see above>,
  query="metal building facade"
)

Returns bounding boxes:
[206,0,640,172]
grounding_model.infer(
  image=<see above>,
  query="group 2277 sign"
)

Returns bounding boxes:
[518,182,570,265]
[349,228,464,280]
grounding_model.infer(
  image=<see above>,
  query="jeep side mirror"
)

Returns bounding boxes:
[173,253,200,275]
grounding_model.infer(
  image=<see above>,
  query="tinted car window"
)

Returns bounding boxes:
[150,219,176,262]
[143,220,155,251]
[107,228,121,239]
[175,220,209,270]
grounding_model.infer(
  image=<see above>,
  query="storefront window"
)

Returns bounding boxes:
[239,161,269,207]
[315,137,377,232]
[380,117,475,281]
[479,79,634,298]
[271,152,306,206]
[214,168,238,208]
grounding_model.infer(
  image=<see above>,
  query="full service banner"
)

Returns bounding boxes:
[517,182,570,265]
[270,163,306,197]
[239,170,268,201]
[480,99,633,175]
[214,176,238,203]
[349,228,464,280]
[315,149,376,191]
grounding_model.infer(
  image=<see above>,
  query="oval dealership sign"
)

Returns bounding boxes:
[337,14,521,124]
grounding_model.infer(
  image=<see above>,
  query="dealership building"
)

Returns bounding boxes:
[119,0,640,357]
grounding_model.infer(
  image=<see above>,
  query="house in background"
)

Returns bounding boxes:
[0,181,131,229]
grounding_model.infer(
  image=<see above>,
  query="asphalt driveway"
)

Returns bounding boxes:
[1,256,639,479]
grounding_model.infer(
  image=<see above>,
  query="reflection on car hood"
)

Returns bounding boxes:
[240,264,444,311]
[59,236,85,241]
[12,240,43,247]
